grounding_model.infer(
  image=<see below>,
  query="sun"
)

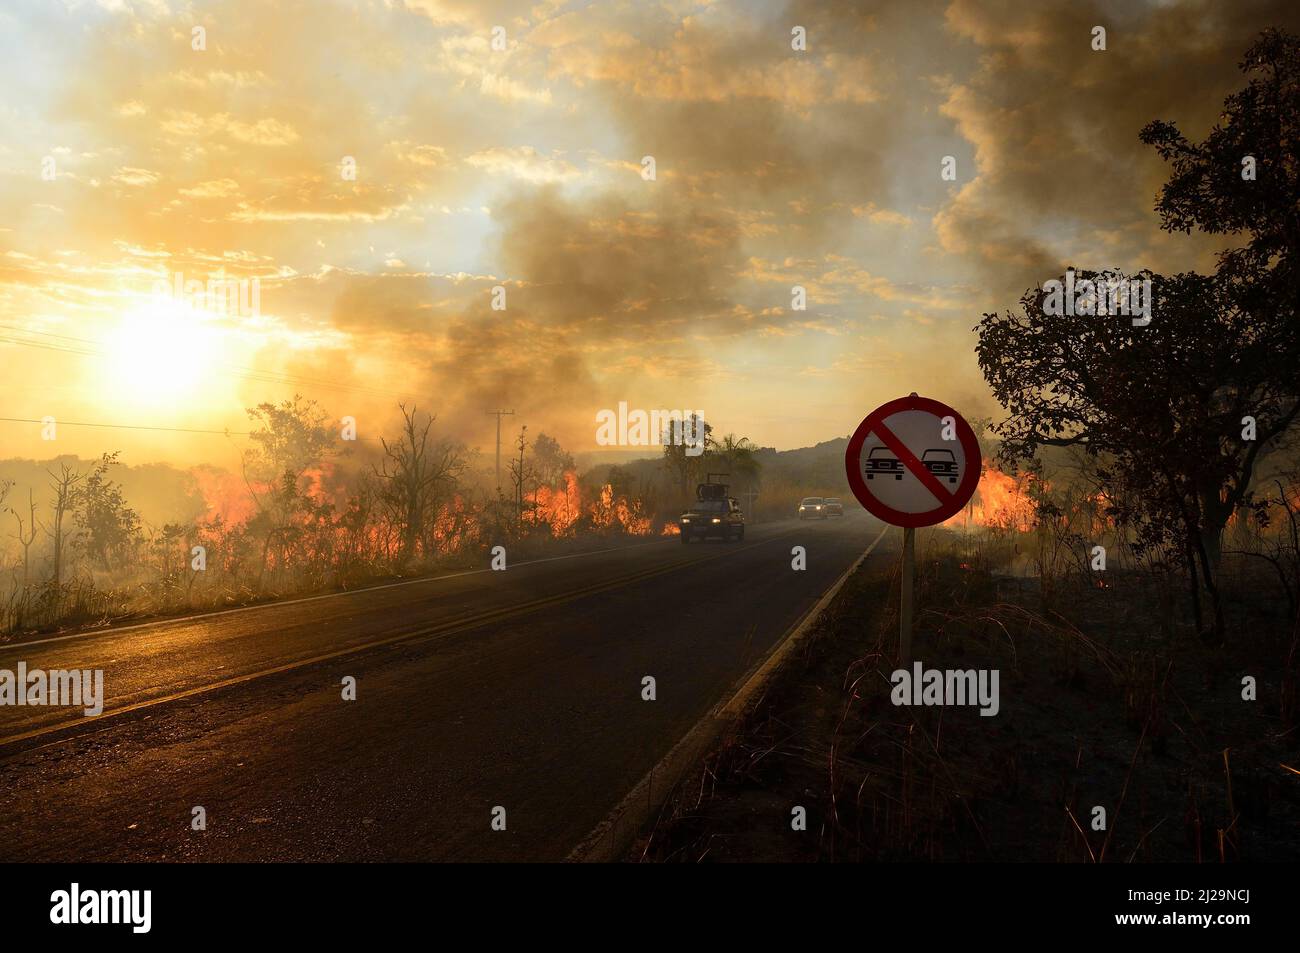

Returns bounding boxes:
[104,299,224,407]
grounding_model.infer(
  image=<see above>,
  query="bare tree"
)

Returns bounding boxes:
[508,426,536,527]
[46,463,83,588]
[8,486,38,587]
[375,404,467,564]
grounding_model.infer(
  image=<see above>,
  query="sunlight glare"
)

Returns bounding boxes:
[105,298,224,406]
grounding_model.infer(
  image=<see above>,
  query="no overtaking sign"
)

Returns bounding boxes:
[844,394,980,528]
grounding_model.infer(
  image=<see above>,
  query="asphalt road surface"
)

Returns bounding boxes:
[0,512,891,861]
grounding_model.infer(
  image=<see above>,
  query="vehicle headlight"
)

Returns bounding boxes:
[682,517,691,523]
[711,517,722,523]
[815,505,822,509]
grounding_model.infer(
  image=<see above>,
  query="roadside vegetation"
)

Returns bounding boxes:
[0,398,855,638]
[637,522,1299,861]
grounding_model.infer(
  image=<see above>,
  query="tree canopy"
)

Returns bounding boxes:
[979,29,1300,636]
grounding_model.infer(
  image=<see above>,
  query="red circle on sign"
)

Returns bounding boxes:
[844,395,981,528]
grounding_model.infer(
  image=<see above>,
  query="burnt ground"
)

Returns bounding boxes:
[632,540,1300,862]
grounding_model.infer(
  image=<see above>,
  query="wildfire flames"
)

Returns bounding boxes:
[191,454,1036,550]
[433,495,479,553]
[190,463,349,525]
[944,459,1037,532]
[191,461,657,551]
[527,472,654,537]
[190,465,255,524]
[526,471,582,537]
[589,484,653,535]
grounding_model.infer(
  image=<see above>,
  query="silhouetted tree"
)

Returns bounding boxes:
[606,464,633,500]
[980,29,1300,638]
[978,269,1300,637]
[74,452,142,572]
[531,432,574,487]
[662,413,713,498]
[46,463,83,588]
[375,404,467,564]
[508,426,536,528]
[1140,28,1300,321]
[242,394,337,583]
[715,433,761,488]
[7,485,37,586]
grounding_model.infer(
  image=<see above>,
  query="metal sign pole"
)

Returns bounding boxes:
[900,526,915,667]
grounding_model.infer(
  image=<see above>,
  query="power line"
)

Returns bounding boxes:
[0,416,250,436]
[0,325,100,348]
[0,334,100,358]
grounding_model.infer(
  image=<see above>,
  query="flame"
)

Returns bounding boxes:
[300,463,351,510]
[526,471,582,537]
[525,472,654,537]
[433,495,480,553]
[191,463,350,527]
[190,462,658,574]
[661,523,681,536]
[190,465,256,524]
[944,459,1037,531]
[589,483,653,535]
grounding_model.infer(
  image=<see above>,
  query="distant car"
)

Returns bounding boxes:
[680,494,744,542]
[921,448,959,483]
[823,497,844,517]
[865,446,903,480]
[798,497,827,519]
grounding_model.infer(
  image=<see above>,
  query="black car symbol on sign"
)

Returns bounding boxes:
[922,448,959,483]
[864,446,903,480]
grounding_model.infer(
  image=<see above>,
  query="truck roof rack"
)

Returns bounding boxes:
[696,481,729,501]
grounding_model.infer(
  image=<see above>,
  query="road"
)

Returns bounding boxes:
[0,512,891,861]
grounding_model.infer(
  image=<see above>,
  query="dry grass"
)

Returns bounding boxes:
[637,527,1300,863]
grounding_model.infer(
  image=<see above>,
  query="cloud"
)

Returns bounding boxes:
[534,12,880,106]
[179,178,241,199]
[111,167,161,187]
[465,146,583,183]
[934,0,1300,298]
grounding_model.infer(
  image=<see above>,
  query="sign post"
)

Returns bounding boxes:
[844,394,980,667]
[900,526,915,666]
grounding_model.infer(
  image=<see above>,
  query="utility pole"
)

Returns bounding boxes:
[485,409,515,493]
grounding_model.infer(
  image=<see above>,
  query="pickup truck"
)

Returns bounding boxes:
[680,483,745,542]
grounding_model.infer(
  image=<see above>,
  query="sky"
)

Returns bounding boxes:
[1,0,1297,468]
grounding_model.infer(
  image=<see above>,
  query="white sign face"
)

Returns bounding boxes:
[857,409,967,514]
